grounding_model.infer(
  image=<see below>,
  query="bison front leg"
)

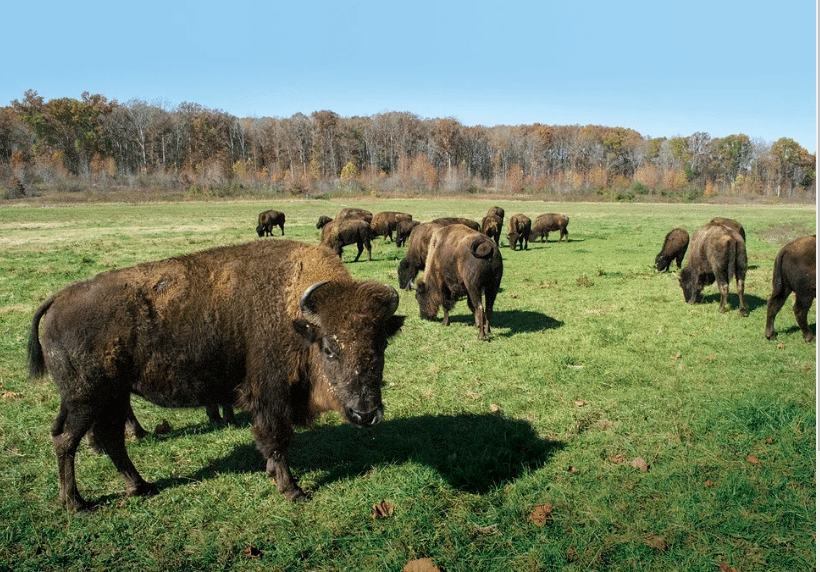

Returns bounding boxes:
[251,415,306,501]
[265,451,306,501]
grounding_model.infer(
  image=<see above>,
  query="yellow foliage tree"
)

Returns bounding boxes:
[340,161,358,181]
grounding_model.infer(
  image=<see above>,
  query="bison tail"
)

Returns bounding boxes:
[470,236,495,259]
[28,296,54,379]
[770,248,788,295]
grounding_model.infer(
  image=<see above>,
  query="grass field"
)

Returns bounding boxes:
[0,198,815,571]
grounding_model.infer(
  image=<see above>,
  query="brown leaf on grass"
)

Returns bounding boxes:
[528,503,554,527]
[718,562,743,572]
[573,399,586,407]
[371,500,394,519]
[567,466,580,474]
[154,419,171,434]
[746,454,761,466]
[671,353,682,361]
[610,454,627,464]
[776,343,785,350]
[630,457,649,472]
[243,545,263,559]
[1,391,19,400]
[489,403,501,413]
[762,436,775,445]
[642,534,668,551]
[402,558,441,572]
[704,479,716,488]
[706,354,716,360]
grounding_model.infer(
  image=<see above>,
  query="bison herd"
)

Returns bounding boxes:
[27,203,815,509]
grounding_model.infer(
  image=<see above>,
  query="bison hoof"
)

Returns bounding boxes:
[283,486,309,502]
[128,481,159,497]
[739,309,750,317]
[805,333,816,342]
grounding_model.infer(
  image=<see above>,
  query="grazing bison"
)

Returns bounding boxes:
[481,214,503,246]
[414,224,503,340]
[507,214,532,251]
[28,240,403,509]
[321,218,374,262]
[431,217,481,231]
[710,217,746,242]
[395,219,420,247]
[531,213,569,243]
[256,210,286,237]
[316,215,333,229]
[765,235,816,341]
[678,222,748,316]
[486,206,505,227]
[371,211,413,242]
[655,228,690,272]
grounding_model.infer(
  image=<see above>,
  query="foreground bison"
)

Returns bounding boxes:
[765,235,816,341]
[531,213,569,243]
[321,218,374,262]
[28,240,404,509]
[371,211,413,242]
[256,210,286,237]
[679,222,748,316]
[507,214,532,251]
[655,228,689,272]
[414,224,503,340]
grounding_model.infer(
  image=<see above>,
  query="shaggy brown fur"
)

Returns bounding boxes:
[765,235,816,341]
[321,218,374,262]
[431,217,480,231]
[531,213,569,243]
[655,228,689,271]
[28,240,403,509]
[414,224,503,340]
[371,211,413,242]
[710,217,745,241]
[507,214,532,251]
[679,223,748,316]
[256,210,285,237]
[395,219,420,247]
[481,214,503,246]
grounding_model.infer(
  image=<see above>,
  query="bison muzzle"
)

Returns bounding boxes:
[28,240,404,509]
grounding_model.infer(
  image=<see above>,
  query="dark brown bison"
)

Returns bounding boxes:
[256,210,285,237]
[481,214,503,246]
[486,206,505,227]
[28,240,403,509]
[765,235,816,341]
[413,224,503,340]
[371,211,413,242]
[431,217,481,231]
[398,220,465,289]
[655,228,689,272]
[336,208,373,224]
[507,214,532,251]
[316,215,333,229]
[531,213,569,243]
[321,218,374,261]
[679,222,748,316]
[710,217,746,241]
[395,219,420,247]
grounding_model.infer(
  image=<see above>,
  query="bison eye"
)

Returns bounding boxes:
[321,338,341,361]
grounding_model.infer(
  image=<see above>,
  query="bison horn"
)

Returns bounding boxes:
[300,281,330,323]
[384,285,400,317]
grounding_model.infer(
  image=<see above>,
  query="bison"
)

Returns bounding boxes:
[321,218,374,262]
[481,214,503,246]
[531,213,569,243]
[316,215,333,229]
[507,214,532,251]
[371,211,413,242]
[256,210,285,237]
[678,222,748,316]
[28,239,403,509]
[486,206,505,227]
[765,235,816,341]
[710,217,746,241]
[395,219,420,247]
[413,224,503,340]
[655,228,689,272]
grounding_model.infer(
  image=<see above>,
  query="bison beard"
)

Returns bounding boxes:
[28,240,403,509]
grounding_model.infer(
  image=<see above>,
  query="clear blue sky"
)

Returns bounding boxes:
[4,0,817,153]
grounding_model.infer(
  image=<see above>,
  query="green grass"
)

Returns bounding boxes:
[0,198,815,571]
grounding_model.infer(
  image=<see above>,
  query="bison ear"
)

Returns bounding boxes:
[293,319,320,346]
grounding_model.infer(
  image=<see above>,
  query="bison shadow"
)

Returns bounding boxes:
[178,413,562,496]
[441,309,562,336]
[698,292,768,313]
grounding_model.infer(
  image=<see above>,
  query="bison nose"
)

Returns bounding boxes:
[346,406,383,427]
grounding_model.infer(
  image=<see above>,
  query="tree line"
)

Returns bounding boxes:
[0,90,815,200]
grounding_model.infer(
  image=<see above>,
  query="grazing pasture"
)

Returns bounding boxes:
[0,199,814,571]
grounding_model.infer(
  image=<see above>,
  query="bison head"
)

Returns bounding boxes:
[295,280,403,427]
[413,279,441,322]
[256,224,265,237]
[507,232,520,250]
[655,254,669,272]
[678,267,700,304]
